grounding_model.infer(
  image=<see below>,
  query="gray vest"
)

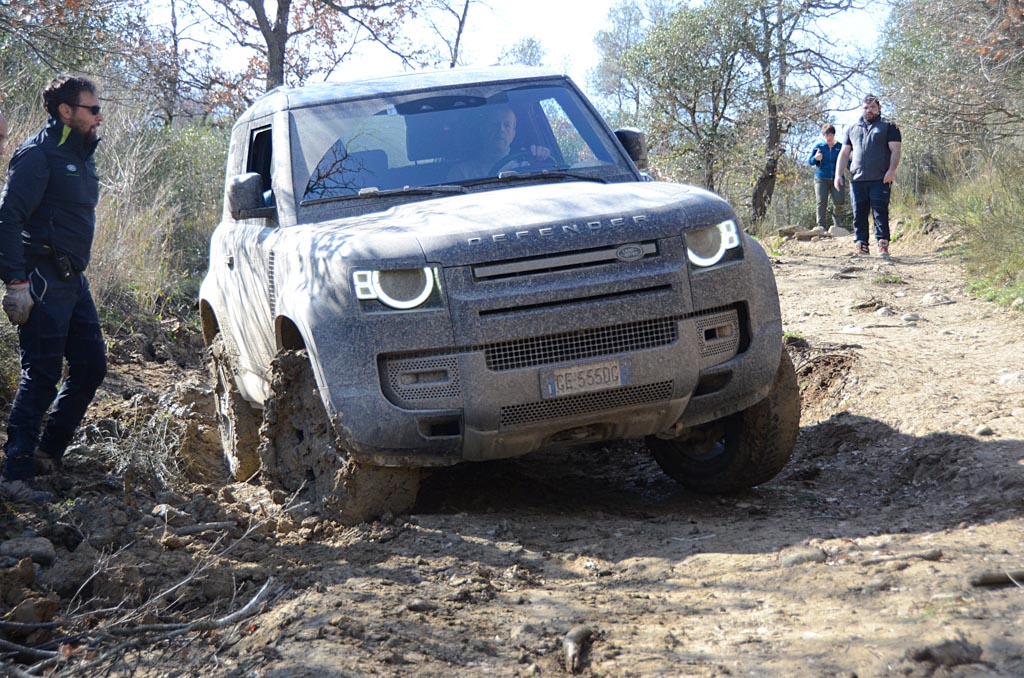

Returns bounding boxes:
[847,118,894,182]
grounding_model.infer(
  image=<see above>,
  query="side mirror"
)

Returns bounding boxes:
[615,127,649,171]
[227,173,274,220]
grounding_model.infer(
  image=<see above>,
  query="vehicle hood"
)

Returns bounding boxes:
[295,181,737,267]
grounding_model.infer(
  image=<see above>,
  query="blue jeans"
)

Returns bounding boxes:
[2,259,106,481]
[850,180,891,244]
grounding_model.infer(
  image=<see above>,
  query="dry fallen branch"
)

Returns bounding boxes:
[969,570,1024,587]
[106,576,277,637]
[171,521,238,536]
[862,548,943,566]
[0,659,37,678]
[36,577,280,676]
[0,638,57,661]
[12,488,307,676]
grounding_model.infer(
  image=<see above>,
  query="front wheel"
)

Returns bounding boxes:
[258,350,420,524]
[209,334,262,481]
[647,351,800,493]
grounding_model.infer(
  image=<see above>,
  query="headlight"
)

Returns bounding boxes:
[685,219,742,267]
[353,267,438,309]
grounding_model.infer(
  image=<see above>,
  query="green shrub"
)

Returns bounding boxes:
[935,162,1024,303]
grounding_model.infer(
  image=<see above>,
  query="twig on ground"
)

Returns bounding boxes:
[72,577,279,673]
[861,548,942,566]
[0,659,37,678]
[969,570,1024,587]
[0,638,57,661]
[172,521,237,536]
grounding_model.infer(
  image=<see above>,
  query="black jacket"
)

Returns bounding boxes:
[0,118,100,283]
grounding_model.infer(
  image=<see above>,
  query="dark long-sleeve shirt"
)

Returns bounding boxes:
[0,118,100,283]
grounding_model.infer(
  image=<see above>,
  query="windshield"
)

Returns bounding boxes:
[292,81,636,206]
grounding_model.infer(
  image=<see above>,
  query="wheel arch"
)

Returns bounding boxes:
[276,315,307,351]
[200,299,220,345]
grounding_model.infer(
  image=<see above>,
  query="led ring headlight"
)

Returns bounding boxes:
[686,219,741,267]
[353,267,435,309]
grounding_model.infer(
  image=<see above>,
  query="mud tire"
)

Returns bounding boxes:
[210,334,262,481]
[648,350,800,493]
[258,349,420,524]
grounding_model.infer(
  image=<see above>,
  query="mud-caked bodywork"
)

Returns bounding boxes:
[200,66,799,516]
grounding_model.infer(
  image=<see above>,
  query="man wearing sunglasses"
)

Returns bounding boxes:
[0,75,107,503]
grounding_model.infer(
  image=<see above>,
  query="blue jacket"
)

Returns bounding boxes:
[0,118,100,283]
[808,141,846,180]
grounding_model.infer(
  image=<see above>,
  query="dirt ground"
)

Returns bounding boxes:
[2,223,1024,677]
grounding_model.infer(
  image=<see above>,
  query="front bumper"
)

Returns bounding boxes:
[309,237,782,467]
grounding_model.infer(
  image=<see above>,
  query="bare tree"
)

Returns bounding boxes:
[421,0,483,68]
[192,0,425,95]
[735,0,866,222]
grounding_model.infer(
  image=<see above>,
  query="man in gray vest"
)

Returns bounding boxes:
[834,94,902,258]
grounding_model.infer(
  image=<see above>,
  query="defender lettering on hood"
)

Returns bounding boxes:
[467,214,649,246]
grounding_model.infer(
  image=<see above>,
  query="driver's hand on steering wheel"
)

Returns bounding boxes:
[529,145,551,162]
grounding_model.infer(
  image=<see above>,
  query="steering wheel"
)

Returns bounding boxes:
[489,150,536,175]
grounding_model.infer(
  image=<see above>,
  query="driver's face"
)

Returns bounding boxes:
[482,107,516,155]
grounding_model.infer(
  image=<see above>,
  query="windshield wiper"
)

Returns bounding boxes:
[466,169,608,187]
[304,184,468,205]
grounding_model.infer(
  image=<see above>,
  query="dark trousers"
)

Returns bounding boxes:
[850,180,891,244]
[2,260,106,481]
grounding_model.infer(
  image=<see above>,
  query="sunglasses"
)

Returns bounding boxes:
[69,103,102,115]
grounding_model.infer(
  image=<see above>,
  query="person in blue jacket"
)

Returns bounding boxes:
[808,123,848,232]
[0,76,107,503]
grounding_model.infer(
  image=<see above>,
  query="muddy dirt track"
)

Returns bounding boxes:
[3,227,1024,677]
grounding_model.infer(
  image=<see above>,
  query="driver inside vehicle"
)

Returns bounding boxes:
[448,105,550,180]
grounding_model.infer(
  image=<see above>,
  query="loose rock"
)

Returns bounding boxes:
[779,546,828,567]
[0,537,57,566]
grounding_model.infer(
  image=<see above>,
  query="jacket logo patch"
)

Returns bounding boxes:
[66,164,78,172]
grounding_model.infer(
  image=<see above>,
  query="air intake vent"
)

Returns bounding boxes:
[383,355,461,403]
[500,381,673,427]
[473,242,657,279]
[485,317,678,372]
[695,308,740,365]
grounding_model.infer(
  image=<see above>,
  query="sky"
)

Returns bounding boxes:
[340,0,622,98]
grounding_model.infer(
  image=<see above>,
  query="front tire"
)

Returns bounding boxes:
[258,349,420,524]
[210,334,262,481]
[648,351,800,493]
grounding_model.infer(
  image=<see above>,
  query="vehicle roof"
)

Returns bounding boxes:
[236,66,570,124]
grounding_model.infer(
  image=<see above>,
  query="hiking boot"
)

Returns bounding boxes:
[877,239,890,259]
[853,241,869,256]
[33,451,63,476]
[0,479,53,504]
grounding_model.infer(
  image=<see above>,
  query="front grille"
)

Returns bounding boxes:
[500,381,674,427]
[485,317,678,371]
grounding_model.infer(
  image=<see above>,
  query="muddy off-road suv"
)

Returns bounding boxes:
[199,66,800,522]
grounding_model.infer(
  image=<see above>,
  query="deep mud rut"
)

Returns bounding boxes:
[3,228,1024,676]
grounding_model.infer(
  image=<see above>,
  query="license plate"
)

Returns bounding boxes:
[541,359,631,399]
